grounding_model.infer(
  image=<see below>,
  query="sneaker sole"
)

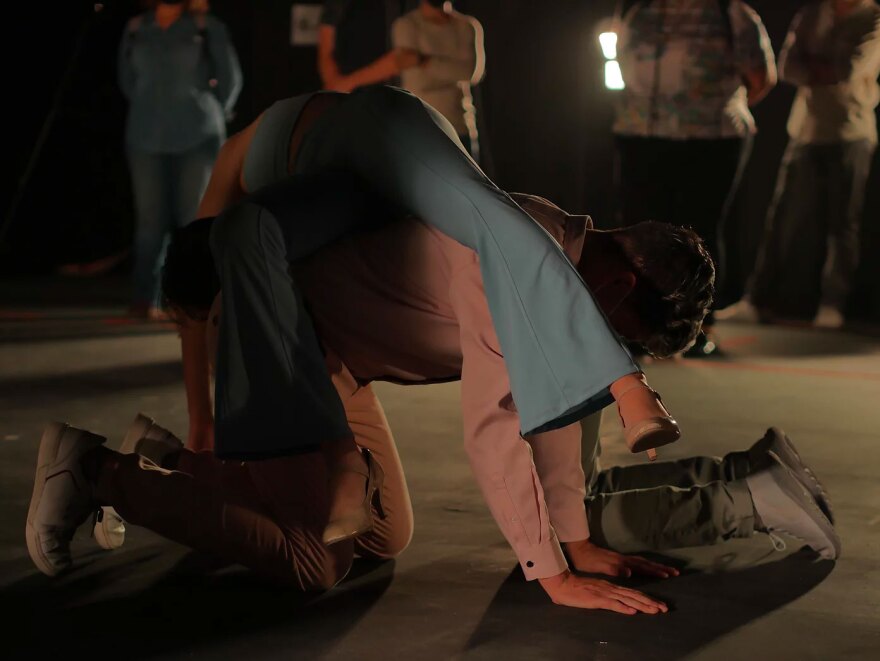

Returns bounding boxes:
[26,423,72,576]
[750,462,840,560]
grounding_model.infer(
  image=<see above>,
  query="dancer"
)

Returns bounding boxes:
[185,87,697,538]
[116,185,708,610]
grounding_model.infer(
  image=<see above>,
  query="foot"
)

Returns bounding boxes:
[323,449,385,545]
[747,427,833,524]
[94,414,183,551]
[611,373,680,453]
[26,423,107,576]
[746,453,840,560]
[813,305,844,330]
[716,299,761,323]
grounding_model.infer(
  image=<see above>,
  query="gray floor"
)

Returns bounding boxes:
[1,285,879,660]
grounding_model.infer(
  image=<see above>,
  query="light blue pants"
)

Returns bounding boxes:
[128,136,221,306]
[210,87,637,457]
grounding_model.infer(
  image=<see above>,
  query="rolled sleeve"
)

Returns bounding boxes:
[451,263,568,581]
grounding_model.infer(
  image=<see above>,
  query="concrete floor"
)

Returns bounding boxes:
[1,278,879,660]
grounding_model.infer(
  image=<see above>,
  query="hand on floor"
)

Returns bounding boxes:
[539,570,668,615]
[564,539,679,579]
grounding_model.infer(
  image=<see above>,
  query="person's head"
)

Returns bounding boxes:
[146,0,209,13]
[579,221,715,357]
[512,192,714,356]
[161,217,219,323]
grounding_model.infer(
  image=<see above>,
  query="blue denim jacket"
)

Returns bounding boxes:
[118,11,243,153]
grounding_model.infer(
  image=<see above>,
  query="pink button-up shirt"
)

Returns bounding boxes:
[294,196,591,580]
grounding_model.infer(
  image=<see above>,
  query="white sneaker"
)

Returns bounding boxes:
[813,305,844,329]
[26,423,106,576]
[94,414,183,551]
[746,454,840,560]
[748,427,833,524]
[715,299,761,323]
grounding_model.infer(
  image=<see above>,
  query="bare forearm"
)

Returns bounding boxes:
[180,322,213,424]
[345,51,400,89]
[744,68,776,105]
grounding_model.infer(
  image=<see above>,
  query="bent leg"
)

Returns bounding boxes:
[586,479,757,553]
[341,383,414,560]
[208,175,388,459]
[95,449,352,590]
[298,87,637,435]
[592,454,751,494]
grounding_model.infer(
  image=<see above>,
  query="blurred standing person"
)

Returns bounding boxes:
[720,0,880,329]
[318,0,418,92]
[392,0,485,161]
[119,0,242,318]
[613,0,776,356]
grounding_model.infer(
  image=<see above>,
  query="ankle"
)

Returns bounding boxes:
[610,372,648,401]
[81,445,112,483]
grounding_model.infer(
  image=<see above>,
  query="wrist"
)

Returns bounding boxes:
[538,569,570,590]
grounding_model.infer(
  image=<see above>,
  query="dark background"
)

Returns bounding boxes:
[1,0,878,320]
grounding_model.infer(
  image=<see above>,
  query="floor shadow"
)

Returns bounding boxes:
[464,551,834,661]
[2,551,396,659]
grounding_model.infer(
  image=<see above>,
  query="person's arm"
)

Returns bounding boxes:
[196,116,261,217]
[732,2,777,105]
[450,264,667,614]
[318,24,346,90]
[778,10,818,87]
[525,425,590,545]
[117,17,139,100]
[319,23,412,92]
[204,16,243,117]
[180,317,215,451]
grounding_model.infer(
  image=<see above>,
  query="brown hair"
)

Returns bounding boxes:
[613,222,715,358]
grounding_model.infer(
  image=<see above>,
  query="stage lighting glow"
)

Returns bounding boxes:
[599,32,618,60]
[605,60,625,90]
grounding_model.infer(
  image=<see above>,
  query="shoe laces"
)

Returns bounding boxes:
[768,531,787,552]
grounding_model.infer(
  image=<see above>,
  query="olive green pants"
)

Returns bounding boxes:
[581,414,758,553]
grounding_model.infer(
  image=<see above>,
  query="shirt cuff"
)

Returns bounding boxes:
[518,532,569,581]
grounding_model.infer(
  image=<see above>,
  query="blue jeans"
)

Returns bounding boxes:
[128,136,221,306]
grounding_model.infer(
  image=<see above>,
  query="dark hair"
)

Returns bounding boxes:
[613,221,715,358]
[161,217,220,322]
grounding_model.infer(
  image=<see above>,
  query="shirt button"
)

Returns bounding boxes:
[526,561,534,568]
